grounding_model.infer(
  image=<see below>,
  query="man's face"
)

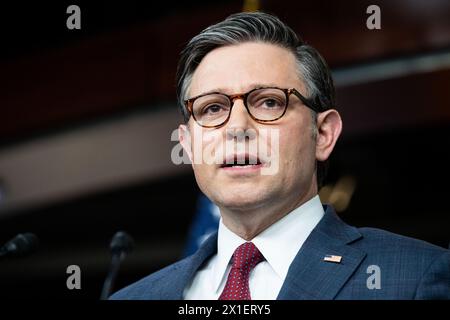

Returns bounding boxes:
[180,42,318,212]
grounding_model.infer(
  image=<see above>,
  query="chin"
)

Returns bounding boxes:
[214,188,270,211]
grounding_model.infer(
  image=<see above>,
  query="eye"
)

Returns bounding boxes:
[263,98,281,108]
[202,104,227,115]
[255,97,284,109]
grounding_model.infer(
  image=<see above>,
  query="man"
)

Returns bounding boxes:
[111,12,450,300]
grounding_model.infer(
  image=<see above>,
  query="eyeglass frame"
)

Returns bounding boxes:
[184,86,322,128]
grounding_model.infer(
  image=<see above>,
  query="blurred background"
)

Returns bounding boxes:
[0,0,449,299]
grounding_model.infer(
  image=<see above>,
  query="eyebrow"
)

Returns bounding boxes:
[193,83,283,97]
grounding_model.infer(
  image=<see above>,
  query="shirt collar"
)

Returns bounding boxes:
[212,195,325,294]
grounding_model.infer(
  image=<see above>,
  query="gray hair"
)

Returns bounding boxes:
[176,11,336,187]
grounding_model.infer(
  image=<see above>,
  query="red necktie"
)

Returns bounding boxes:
[219,242,264,300]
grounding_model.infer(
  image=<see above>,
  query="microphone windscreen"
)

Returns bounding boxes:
[110,231,134,255]
[5,233,39,257]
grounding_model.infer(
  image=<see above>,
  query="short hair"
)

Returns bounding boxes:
[176,11,336,188]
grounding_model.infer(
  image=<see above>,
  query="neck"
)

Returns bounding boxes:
[220,188,317,241]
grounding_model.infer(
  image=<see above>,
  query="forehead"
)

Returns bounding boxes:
[189,42,303,97]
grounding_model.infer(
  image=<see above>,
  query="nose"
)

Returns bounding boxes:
[225,99,255,141]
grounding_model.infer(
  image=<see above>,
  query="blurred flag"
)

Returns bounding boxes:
[182,193,220,257]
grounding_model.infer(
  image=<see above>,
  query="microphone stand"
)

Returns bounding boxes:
[100,250,126,300]
[100,231,133,300]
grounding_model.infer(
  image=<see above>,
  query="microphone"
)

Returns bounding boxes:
[0,233,39,259]
[100,231,134,300]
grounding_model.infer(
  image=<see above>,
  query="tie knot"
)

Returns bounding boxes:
[231,242,264,270]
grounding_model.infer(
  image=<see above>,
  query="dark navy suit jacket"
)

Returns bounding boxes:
[110,205,450,299]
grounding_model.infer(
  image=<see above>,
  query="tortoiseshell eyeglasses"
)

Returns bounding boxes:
[184,87,320,128]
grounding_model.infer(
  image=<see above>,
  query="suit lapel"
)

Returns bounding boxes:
[277,205,366,300]
[161,232,218,299]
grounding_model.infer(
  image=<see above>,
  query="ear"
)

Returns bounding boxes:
[315,109,342,162]
[178,124,193,164]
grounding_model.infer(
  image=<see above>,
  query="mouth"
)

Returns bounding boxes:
[219,154,265,171]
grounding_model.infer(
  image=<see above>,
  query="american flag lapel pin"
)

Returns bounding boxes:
[323,254,342,263]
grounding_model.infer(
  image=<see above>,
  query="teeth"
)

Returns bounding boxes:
[222,156,261,167]
[230,164,258,168]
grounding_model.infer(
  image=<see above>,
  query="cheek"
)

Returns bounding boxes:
[190,127,222,164]
[190,128,226,181]
[279,123,314,171]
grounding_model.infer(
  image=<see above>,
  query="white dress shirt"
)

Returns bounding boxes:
[183,195,325,300]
